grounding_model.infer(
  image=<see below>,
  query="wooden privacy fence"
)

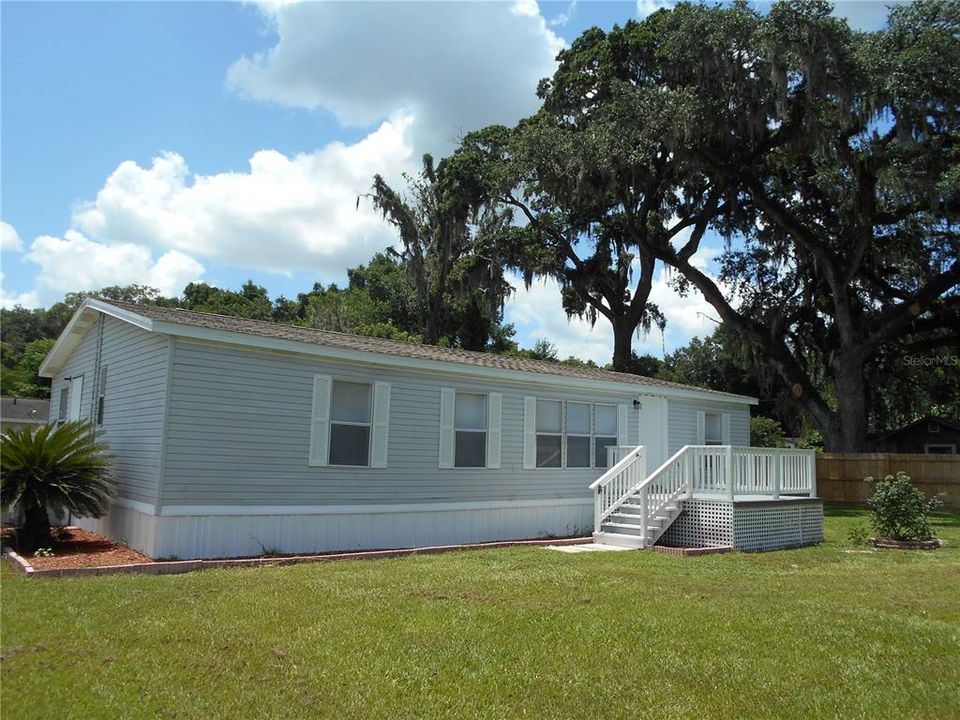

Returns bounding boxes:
[816,453,960,511]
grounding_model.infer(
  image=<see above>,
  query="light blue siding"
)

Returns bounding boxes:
[50,317,169,505]
[160,339,643,508]
[665,397,751,454]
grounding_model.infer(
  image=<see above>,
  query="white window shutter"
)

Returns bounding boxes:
[487,392,502,469]
[309,374,332,467]
[721,413,731,445]
[617,404,629,447]
[696,410,706,444]
[523,396,537,469]
[439,387,455,469]
[371,381,391,468]
[68,375,83,422]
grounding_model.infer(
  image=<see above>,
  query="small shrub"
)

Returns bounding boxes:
[866,472,942,541]
[847,522,870,547]
[33,547,54,558]
[1,421,115,552]
[750,416,786,448]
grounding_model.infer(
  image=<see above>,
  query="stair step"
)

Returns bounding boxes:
[601,522,662,535]
[602,521,646,530]
[592,531,649,549]
[619,502,681,513]
[608,512,662,525]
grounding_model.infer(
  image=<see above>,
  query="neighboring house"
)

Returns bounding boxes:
[38,299,820,559]
[0,396,50,434]
[869,417,960,455]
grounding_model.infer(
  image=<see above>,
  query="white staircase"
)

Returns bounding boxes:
[589,444,818,549]
[589,445,693,549]
[594,497,685,548]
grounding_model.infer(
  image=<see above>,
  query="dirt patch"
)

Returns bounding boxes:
[1,527,152,569]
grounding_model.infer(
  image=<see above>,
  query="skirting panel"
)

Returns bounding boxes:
[76,499,593,560]
[733,501,824,552]
[658,498,823,552]
[73,504,159,558]
[658,499,733,548]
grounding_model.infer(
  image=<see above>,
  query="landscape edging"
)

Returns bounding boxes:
[3,535,591,579]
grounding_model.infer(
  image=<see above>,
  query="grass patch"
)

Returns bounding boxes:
[2,507,958,719]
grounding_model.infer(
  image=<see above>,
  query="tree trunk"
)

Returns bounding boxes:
[827,352,869,452]
[19,502,51,554]
[611,317,634,372]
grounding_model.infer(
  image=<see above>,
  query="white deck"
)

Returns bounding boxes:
[591,445,821,550]
[691,492,820,503]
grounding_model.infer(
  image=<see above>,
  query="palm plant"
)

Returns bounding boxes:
[1,421,114,551]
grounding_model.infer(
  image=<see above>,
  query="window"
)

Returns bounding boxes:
[328,380,371,466]
[566,402,591,468]
[594,404,618,468]
[929,422,941,434]
[96,366,107,426]
[536,399,563,468]
[704,413,723,445]
[454,392,486,467]
[925,443,955,455]
[58,387,69,423]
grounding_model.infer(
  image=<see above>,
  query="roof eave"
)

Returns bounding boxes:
[44,299,758,406]
[38,298,154,378]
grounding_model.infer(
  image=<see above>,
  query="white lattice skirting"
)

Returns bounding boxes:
[658,498,823,551]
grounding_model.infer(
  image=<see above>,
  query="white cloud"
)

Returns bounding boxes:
[227,1,562,153]
[71,116,414,277]
[25,230,205,299]
[507,276,618,364]
[637,0,674,18]
[1,221,23,252]
[505,248,729,365]
[0,273,40,309]
[548,0,578,27]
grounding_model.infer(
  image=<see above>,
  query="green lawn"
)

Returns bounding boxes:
[2,508,958,720]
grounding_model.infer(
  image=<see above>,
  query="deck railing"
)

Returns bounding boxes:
[590,445,817,535]
[688,446,817,499]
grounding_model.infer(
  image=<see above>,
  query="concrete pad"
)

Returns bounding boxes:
[545,543,636,553]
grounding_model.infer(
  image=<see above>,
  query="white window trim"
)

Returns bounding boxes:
[453,390,488,469]
[66,375,83,423]
[328,379,373,468]
[924,443,956,454]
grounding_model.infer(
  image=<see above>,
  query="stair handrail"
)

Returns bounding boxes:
[588,445,644,490]
[589,445,646,530]
[590,445,695,541]
[638,446,693,529]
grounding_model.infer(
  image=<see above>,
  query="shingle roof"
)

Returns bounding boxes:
[1,396,50,423]
[98,299,755,401]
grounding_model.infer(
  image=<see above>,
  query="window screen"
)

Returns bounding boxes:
[536,399,562,468]
[566,402,591,468]
[704,413,722,445]
[329,380,371,466]
[58,387,69,423]
[455,392,486,467]
[594,404,617,468]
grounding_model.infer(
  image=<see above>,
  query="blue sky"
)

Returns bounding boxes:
[0,1,899,363]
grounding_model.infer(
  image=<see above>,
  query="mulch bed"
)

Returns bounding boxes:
[869,537,941,550]
[2,526,592,578]
[0,526,152,569]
